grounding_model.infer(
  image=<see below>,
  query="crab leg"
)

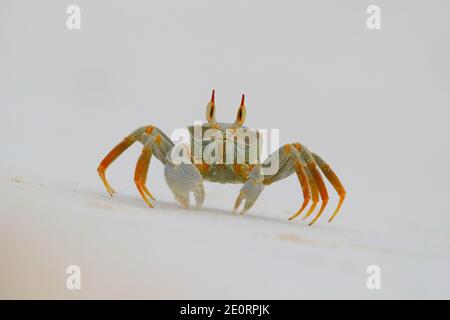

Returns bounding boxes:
[302,166,319,220]
[97,125,175,205]
[261,143,324,223]
[98,137,135,196]
[139,146,156,201]
[260,144,309,219]
[301,147,329,226]
[97,126,154,196]
[134,146,154,208]
[259,142,345,225]
[134,132,175,206]
[289,145,311,221]
[312,153,346,223]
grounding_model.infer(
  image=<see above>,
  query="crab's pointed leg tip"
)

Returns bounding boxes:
[143,198,154,208]
[143,187,156,201]
[105,186,115,197]
[328,197,345,223]
[290,200,309,221]
[211,89,215,102]
[303,202,318,220]
[238,203,244,215]
[328,211,339,223]
[288,212,300,221]
[240,94,245,106]
[145,197,155,208]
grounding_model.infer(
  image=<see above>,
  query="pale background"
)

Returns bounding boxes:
[1,0,449,299]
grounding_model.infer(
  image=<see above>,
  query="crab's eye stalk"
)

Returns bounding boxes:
[206,89,216,124]
[234,94,246,128]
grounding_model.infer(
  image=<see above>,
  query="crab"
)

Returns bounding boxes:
[97,90,346,225]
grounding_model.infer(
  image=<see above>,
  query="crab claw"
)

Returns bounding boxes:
[233,166,264,215]
[233,183,263,215]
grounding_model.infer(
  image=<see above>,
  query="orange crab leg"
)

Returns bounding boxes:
[325,169,345,222]
[312,153,346,223]
[139,148,156,201]
[134,146,154,208]
[97,137,135,196]
[290,143,315,220]
[289,160,311,221]
[307,162,329,226]
[302,168,319,220]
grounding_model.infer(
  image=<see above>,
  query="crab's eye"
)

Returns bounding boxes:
[205,89,216,124]
[237,108,243,122]
[236,106,246,127]
[206,102,215,123]
[235,94,246,127]
[209,105,215,119]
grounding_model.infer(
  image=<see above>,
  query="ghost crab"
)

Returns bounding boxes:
[97,90,346,225]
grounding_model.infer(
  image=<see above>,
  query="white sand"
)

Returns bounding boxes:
[1,168,449,299]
